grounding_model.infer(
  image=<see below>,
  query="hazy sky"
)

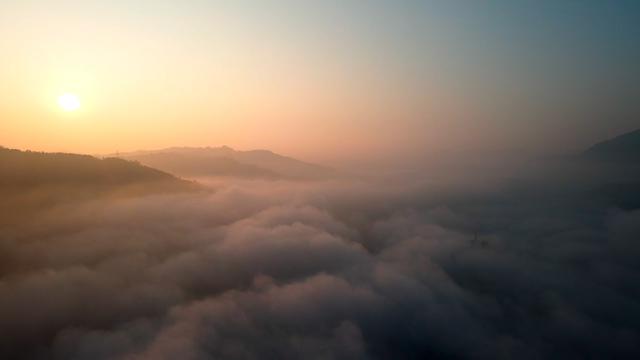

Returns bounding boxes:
[1,0,638,163]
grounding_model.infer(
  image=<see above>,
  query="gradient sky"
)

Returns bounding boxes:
[1,0,638,163]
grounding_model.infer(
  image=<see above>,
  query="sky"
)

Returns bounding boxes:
[1,0,638,164]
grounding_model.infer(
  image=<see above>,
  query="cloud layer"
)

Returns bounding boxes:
[1,178,639,359]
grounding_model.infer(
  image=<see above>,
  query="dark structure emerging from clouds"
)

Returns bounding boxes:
[1,131,640,359]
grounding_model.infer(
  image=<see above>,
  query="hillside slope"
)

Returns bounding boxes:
[0,147,197,224]
[0,147,186,187]
[583,129,640,162]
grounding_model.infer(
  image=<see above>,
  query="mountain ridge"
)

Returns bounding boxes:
[583,128,640,161]
[112,146,339,180]
[0,146,196,192]
[0,146,200,225]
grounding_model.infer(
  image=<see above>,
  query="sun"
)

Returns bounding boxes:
[58,93,81,112]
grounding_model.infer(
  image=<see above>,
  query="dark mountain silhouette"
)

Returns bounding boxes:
[0,147,195,189]
[579,129,640,209]
[583,128,640,162]
[0,147,197,224]
[114,146,339,180]
[0,147,189,187]
[534,130,640,210]
[519,129,640,210]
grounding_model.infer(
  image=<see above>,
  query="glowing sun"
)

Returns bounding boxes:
[58,93,81,111]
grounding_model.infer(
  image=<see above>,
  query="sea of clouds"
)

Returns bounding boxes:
[1,175,639,359]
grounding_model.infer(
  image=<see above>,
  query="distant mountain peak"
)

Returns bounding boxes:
[112,146,338,180]
[584,128,640,161]
[218,145,234,151]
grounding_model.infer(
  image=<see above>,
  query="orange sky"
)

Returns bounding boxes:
[0,1,440,163]
[1,1,638,164]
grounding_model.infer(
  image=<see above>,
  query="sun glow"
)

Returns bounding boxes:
[58,93,81,112]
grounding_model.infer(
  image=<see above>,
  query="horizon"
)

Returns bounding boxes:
[3,125,638,170]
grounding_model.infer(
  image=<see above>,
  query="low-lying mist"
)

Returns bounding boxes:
[1,154,640,359]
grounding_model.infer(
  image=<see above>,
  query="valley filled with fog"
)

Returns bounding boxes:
[2,130,639,359]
